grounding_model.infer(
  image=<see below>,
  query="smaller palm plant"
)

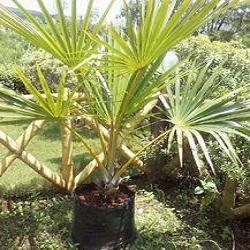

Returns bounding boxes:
[157,62,250,175]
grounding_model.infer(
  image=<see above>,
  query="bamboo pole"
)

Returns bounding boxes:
[75,153,105,187]
[60,88,75,192]
[75,97,159,187]
[60,120,74,192]
[0,120,45,176]
[0,130,66,190]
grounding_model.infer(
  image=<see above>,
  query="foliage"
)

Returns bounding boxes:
[174,36,250,203]
[201,2,250,46]
[175,35,250,94]
[158,62,250,176]
[115,0,142,25]
[0,48,74,93]
[208,135,249,189]
[1,184,247,249]
[0,29,29,66]
[20,50,72,92]
[194,176,219,206]
[0,65,26,93]
[0,66,77,123]
[0,0,114,68]
[0,29,30,93]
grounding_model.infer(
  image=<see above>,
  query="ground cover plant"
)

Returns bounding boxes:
[0,0,249,249]
[1,181,250,249]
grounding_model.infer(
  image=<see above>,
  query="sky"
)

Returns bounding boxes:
[0,0,122,21]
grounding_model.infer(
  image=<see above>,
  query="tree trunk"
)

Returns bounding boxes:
[150,99,168,138]
[233,204,250,219]
[220,179,237,217]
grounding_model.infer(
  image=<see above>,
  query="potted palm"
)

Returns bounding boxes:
[0,0,247,249]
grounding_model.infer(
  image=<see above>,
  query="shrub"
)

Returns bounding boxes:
[0,49,76,93]
[19,49,69,91]
[0,30,74,93]
[0,29,29,66]
[0,29,30,93]
[174,35,250,93]
[0,65,27,93]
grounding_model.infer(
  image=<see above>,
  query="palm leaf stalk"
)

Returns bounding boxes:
[0,0,241,192]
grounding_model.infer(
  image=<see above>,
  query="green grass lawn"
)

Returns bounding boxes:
[0,121,101,194]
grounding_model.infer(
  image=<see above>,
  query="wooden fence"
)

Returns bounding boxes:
[0,93,157,192]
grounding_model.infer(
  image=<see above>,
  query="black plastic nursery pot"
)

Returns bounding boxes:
[72,183,136,250]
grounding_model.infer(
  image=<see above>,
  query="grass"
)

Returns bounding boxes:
[0,121,101,194]
[1,182,246,250]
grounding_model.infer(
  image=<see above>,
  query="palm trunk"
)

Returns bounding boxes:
[220,179,250,219]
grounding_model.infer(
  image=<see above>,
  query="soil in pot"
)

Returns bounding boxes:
[72,183,136,250]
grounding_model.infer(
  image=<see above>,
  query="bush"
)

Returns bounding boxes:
[174,35,250,93]
[0,29,30,66]
[0,29,30,93]
[208,135,249,189]
[0,65,27,94]
[0,48,76,93]
[0,30,75,93]
[19,49,69,92]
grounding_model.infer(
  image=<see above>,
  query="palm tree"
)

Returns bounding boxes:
[0,0,246,193]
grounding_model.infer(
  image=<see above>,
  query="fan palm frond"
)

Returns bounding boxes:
[160,63,250,174]
[0,66,75,124]
[0,0,114,67]
[90,0,238,73]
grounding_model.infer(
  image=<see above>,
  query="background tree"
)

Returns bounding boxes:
[201,1,250,46]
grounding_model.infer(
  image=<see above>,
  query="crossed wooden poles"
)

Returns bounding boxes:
[0,93,158,192]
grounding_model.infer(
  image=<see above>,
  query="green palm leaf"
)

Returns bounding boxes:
[160,63,250,174]
[0,0,114,67]
[0,67,75,123]
[89,0,238,73]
